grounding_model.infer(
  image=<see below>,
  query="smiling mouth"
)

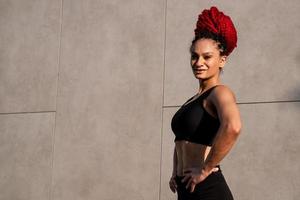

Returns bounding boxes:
[194,69,206,72]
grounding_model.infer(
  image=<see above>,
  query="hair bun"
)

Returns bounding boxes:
[194,6,237,56]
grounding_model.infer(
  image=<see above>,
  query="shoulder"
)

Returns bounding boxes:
[209,85,242,131]
[210,85,237,105]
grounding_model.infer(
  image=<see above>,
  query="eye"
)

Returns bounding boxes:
[191,53,198,60]
[204,56,211,59]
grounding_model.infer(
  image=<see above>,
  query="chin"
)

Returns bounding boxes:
[195,74,210,81]
[194,74,205,79]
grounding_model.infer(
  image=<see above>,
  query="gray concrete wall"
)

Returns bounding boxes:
[0,0,299,200]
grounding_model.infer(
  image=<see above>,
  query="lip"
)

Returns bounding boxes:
[194,69,206,72]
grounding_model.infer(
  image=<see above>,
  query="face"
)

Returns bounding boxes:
[190,38,227,80]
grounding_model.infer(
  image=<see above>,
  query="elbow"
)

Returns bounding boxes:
[232,121,242,135]
[233,125,242,136]
[222,122,242,136]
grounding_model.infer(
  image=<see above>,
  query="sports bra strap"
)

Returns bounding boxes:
[183,85,220,106]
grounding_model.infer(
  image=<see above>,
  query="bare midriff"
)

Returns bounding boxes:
[175,140,212,176]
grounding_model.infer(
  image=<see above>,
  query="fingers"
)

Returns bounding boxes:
[171,179,177,190]
[185,177,196,193]
[182,170,192,183]
[181,174,191,183]
[169,185,176,193]
[169,177,177,193]
[185,177,193,189]
[178,167,219,193]
[169,184,176,193]
[182,170,196,192]
[190,184,196,193]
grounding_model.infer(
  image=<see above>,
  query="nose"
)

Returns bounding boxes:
[195,56,205,66]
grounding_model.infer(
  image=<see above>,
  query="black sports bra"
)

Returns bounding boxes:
[171,85,220,146]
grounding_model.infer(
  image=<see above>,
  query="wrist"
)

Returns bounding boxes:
[172,170,177,177]
[202,164,214,174]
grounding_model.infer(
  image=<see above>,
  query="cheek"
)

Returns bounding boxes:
[190,60,196,66]
[208,59,219,67]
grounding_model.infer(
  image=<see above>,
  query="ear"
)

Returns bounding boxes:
[219,55,227,70]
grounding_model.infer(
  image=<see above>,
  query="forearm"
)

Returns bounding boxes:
[172,146,178,176]
[203,124,241,171]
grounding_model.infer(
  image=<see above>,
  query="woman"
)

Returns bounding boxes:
[169,6,242,200]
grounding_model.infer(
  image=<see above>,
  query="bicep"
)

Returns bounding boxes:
[212,86,242,131]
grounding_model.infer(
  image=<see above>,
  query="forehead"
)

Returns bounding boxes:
[193,38,219,54]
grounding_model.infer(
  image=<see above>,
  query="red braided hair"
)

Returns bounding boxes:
[194,6,237,56]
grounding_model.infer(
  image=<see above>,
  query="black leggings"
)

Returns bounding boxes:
[175,166,234,200]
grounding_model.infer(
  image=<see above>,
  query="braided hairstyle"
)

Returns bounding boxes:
[189,29,227,56]
[190,6,237,57]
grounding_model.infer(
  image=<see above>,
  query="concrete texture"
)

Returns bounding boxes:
[0,113,55,200]
[0,0,299,199]
[160,108,177,200]
[51,0,165,199]
[0,0,61,113]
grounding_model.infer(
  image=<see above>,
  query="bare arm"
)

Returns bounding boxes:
[169,145,178,193]
[203,85,242,172]
[172,146,177,176]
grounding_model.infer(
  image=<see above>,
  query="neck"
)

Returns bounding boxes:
[198,78,220,93]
